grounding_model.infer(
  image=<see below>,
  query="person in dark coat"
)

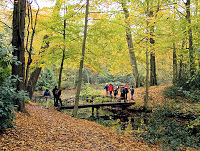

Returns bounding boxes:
[44,89,51,108]
[130,86,135,100]
[113,85,119,98]
[55,88,63,107]
[123,85,129,100]
[52,86,58,107]
[104,83,109,96]
[120,86,125,101]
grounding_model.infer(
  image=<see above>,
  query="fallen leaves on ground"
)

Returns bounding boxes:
[0,102,160,151]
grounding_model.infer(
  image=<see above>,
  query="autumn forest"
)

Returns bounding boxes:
[0,0,200,150]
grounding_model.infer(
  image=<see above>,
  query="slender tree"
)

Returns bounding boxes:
[25,1,39,88]
[58,5,67,89]
[72,0,90,117]
[185,0,196,76]
[144,0,150,110]
[121,0,140,88]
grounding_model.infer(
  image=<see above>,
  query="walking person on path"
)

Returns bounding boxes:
[123,84,129,101]
[52,86,58,107]
[130,86,135,100]
[104,83,109,96]
[120,86,125,101]
[108,83,113,98]
[44,89,51,108]
[56,88,63,107]
[113,84,119,99]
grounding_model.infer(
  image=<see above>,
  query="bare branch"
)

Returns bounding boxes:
[0,20,12,29]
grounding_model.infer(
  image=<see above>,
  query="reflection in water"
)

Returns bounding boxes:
[63,108,148,134]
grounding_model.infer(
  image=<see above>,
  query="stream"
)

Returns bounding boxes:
[63,107,149,134]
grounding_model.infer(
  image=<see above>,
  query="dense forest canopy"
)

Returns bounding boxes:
[1,0,199,87]
[0,0,199,108]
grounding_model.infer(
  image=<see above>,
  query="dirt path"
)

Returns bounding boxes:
[0,103,160,151]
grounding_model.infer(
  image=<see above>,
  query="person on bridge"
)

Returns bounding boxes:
[108,83,113,98]
[120,86,125,101]
[123,85,129,100]
[130,86,135,100]
[104,83,109,96]
[113,84,119,98]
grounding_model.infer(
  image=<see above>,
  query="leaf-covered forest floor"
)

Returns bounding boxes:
[0,86,168,151]
[0,84,198,151]
[0,103,160,151]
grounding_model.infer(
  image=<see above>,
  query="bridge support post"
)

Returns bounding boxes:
[92,107,94,117]
[96,107,100,118]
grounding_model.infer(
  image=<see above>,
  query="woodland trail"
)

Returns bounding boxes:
[0,102,160,151]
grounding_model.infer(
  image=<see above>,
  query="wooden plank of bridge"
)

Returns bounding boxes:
[59,102,135,109]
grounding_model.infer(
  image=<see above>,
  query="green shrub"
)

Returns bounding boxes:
[163,86,184,99]
[0,76,29,130]
[163,86,200,102]
[80,84,102,101]
[141,102,200,150]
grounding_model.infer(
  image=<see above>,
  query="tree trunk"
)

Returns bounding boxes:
[149,10,157,86]
[144,0,150,110]
[72,0,89,117]
[173,42,177,84]
[150,52,157,85]
[27,67,42,99]
[186,0,196,76]
[12,0,26,112]
[58,18,66,89]
[121,1,140,88]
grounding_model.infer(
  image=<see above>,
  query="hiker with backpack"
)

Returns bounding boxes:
[44,89,51,108]
[104,83,109,96]
[130,86,135,100]
[123,85,129,100]
[108,83,113,98]
[120,86,125,101]
[113,84,119,98]
[55,88,63,107]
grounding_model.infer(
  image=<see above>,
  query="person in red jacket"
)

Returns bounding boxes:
[108,83,113,98]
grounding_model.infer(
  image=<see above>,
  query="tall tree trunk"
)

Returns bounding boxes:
[121,1,140,88]
[178,40,185,81]
[72,0,89,117]
[149,9,157,86]
[12,0,26,112]
[144,0,150,110]
[186,0,196,76]
[150,52,157,85]
[58,17,66,89]
[173,42,177,84]
[26,35,49,99]
[27,67,42,99]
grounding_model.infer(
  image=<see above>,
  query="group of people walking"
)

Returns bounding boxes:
[104,83,135,101]
[43,86,63,107]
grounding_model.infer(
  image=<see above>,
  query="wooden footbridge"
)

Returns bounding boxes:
[60,101,135,109]
[60,101,135,117]
[33,95,135,117]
